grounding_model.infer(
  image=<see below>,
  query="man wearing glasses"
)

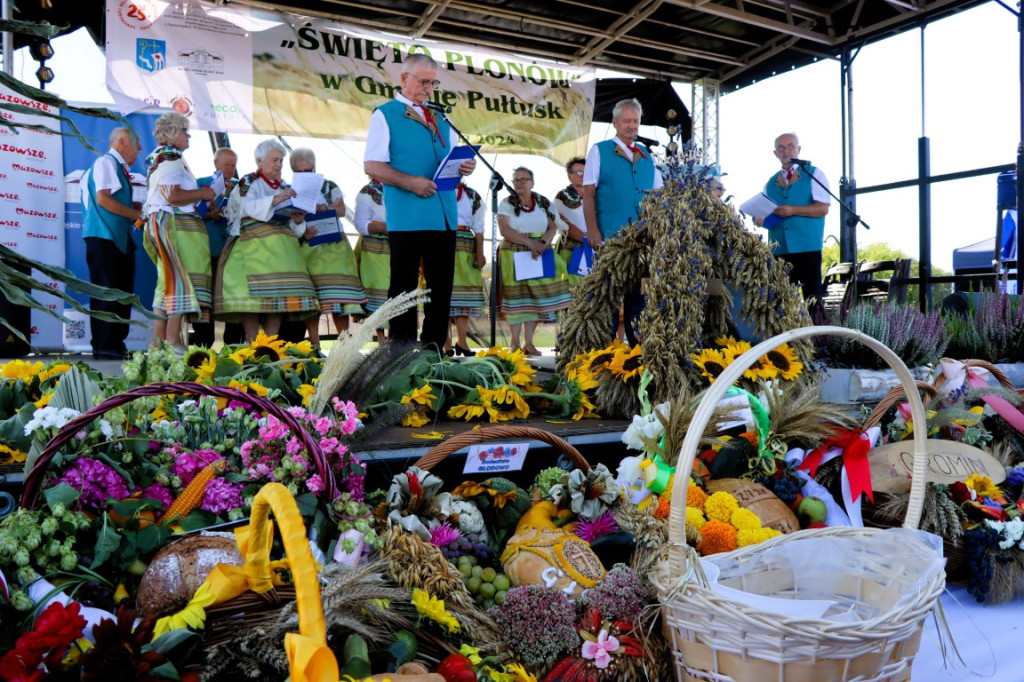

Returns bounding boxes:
[582,98,662,345]
[755,132,830,307]
[364,53,475,349]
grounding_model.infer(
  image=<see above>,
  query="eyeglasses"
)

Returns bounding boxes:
[404,74,441,89]
[569,170,584,176]
[512,177,532,184]
[775,143,797,151]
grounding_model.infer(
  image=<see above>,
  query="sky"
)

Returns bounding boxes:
[12,1,1019,271]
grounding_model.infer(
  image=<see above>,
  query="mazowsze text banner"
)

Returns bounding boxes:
[105,0,595,161]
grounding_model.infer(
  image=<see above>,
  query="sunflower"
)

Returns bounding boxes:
[490,385,531,417]
[286,339,315,355]
[448,402,486,421]
[742,356,777,382]
[296,383,315,406]
[608,345,644,382]
[401,383,436,409]
[193,356,217,384]
[37,363,71,384]
[249,331,287,362]
[227,379,269,397]
[184,348,212,371]
[719,338,752,362]
[478,386,527,421]
[0,443,27,464]
[0,359,42,381]
[691,348,728,383]
[762,343,803,381]
[34,392,53,409]
[401,408,431,428]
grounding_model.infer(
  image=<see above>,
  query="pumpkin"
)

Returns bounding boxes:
[500,526,605,598]
[706,478,799,534]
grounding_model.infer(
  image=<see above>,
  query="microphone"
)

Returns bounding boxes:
[787,158,812,166]
[422,101,451,114]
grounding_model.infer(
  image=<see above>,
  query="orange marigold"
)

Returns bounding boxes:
[655,495,672,520]
[686,483,708,511]
[697,519,738,555]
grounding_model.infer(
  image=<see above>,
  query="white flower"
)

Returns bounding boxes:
[24,406,80,436]
[621,401,670,452]
[449,499,486,537]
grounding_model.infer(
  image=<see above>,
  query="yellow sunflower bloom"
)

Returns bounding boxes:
[297,383,315,406]
[608,345,644,382]
[194,356,217,384]
[719,338,752,361]
[411,588,460,634]
[401,384,436,413]
[762,343,803,381]
[34,392,54,409]
[966,473,1002,499]
[286,339,315,355]
[228,346,254,364]
[0,443,27,465]
[401,409,431,428]
[153,580,216,639]
[448,403,486,421]
[249,331,287,362]
[691,348,728,382]
[1,359,43,381]
[505,662,538,682]
[451,481,495,498]
[743,356,778,382]
[37,363,71,384]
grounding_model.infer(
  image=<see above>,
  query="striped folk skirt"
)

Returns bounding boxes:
[302,238,367,316]
[355,233,390,313]
[143,210,211,321]
[214,221,319,321]
[451,228,486,317]
[498,235,571,325]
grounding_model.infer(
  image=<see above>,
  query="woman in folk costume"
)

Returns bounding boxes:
[353,177,389,343]
[446,181,486,356]
[497,166,571,356]
[289,147,367,349]
[216,138,319,341]
[553,156,588,287]
[142,112,216,352]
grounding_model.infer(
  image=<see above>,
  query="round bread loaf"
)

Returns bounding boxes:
[136,531,244,618]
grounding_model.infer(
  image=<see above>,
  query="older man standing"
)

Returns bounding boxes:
[364,53,475,350]
[81,127,143,359]
[582,98,662,345]
[757,132,830,306]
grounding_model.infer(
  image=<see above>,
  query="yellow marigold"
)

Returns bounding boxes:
[730,507,762,532]
[686,482,707,511]
[655,495,671,520]
[697,519,738,555]
[685,506,706,532]
[737,527,782,548]
[704,491,739,522]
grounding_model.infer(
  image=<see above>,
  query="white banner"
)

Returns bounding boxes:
[0,84,66,351]
[105,0,596,162]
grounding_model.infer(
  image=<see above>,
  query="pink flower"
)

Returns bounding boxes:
[314,417,332,436]
[285,437,304,456]
[306,474,324,495]
[574,510,619,543]
[319,436,339,455]
[581,629,620,670]
[429,522,461,548]
[200,478,244,515]
[172,448,220,484]
[138,483,173,510]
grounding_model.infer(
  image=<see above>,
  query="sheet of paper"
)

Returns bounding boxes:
[513,249,555,281]
[739,192,778,219]
[432,145,478,191]
[289,172,324,214]
[210,170,226,197]
[463,442,529,474]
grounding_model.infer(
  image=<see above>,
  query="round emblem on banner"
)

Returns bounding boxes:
[117,0,158,30]
[170,95,194,117]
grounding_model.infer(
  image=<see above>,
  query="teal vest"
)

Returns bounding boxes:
[763,165,825,255]
[378,99,457,232]
[83,154,133,253]
[594,139,656,239]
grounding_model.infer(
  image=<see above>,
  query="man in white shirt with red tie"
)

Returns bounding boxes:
[81,127,143,359]
[582,98,663,345]
[364,53,475,351]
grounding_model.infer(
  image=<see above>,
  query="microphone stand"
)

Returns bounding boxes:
[433,106,514,348]
[791,160,871,231]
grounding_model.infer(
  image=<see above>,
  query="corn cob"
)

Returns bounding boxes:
[159,459,226,524]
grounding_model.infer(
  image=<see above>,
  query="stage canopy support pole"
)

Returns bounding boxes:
[839,45,860,265]
[690,78,720,165]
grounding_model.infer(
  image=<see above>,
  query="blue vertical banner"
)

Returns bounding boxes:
[60,110,159,352]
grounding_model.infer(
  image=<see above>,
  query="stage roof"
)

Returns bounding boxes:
[26,0,989,89]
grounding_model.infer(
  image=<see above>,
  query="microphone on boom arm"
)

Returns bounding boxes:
[423,101,452,114]
[786,158,812,166]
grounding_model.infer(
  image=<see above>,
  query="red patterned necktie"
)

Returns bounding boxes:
[421,107,446,148]
[627,144,646,160]
[785,168,794,184]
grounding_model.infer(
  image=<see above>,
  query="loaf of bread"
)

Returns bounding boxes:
[137,531,244,618]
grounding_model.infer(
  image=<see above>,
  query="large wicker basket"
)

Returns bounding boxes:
[21,381,339,508]
[652,326,946,682]
[411,424,591,473]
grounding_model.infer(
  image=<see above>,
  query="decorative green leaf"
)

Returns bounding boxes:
[43,482,81,510]
[92,516,123,569]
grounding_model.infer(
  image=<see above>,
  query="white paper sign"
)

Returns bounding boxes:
[289,172,325,213]
[463,442,529,474]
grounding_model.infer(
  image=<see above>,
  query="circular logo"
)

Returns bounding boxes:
[117,0,158,30]
[170,95,194,117]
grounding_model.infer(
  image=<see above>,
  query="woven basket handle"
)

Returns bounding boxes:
[666,327,930,580]
[932,358,1015,390]
[411,425,590,473]
[21,382,336,508]
[862,381,938,430]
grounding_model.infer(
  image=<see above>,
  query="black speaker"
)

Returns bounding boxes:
[0,262,31,356]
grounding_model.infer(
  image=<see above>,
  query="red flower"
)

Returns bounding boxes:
[0,601,86,679]
[949,481,974,505]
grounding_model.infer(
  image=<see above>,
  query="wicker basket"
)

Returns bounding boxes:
[652,326,946,682]
[411,424,591,473]
[20,381,338,508]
